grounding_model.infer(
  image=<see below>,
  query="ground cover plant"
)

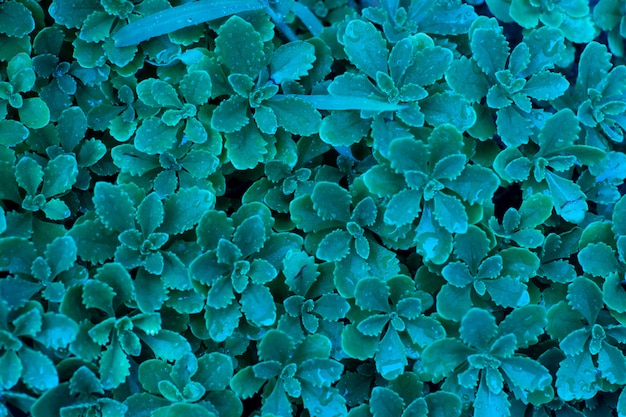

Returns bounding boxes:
[3,0,626,415]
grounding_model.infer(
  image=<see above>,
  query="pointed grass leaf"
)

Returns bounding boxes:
[567,276,603,325]
[343,20,388,80]
[42,154,78,198]
[369,386,405,417]
[421,338,474,382]
[316,229,351,262]
[93,182,135,232]
[20,347,59,391]
[241,283,276,327]
[460,308,497,349]
[544,170,587,224]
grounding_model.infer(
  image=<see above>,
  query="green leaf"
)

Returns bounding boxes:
[355,278,390,313]
[460,308,497,349]
[453,225,490,270]
[134,117,178,155]
[282,250,319,296]
[485,276,529,308]
[18,97,50,129]
[369,386,404,417]
[578,243,618,278]
[604,273,626,313]
[193,352,233,391]
[161,187,215,235]
[421,338,474,382]
[34,312,78,350]
[424,392,462,417]
[140,330,191,362]
[421,92,476,131]
[556,353,599,401]
[270,41,316,84]
[79,11,116,42]
[0,1,34,37]
[384,189,422,227]
[298,359,343,387]
[343,20,388,80]
[70,366,104,396]
[311,181,351,221]
[404,316,445,347]
[0,350,21,389]
[375,327,407,381]
[265,97,321,136]
[474,373,511,417]
[470,24,509,77]
[233,215,266,258]
[388,138,429,173]
[445,57,489,102]
[537,108,580,154]
[224,123,268,170]
[445,165,500,205]
[257,329,294,363]
[20,347,59,391]
[318,110,370,147]
[241,283,276,327]
[93,182,135,232]
[544,170,587,224]
[341,324,378,360]
[567,276,603,325]
[289,94,406,112]
[82,280,116,314]
[522,71,569,100]
[179,70,212,106]
[495,106,533,147]
[215,15,266,77]
[433,192,468,234]
[576,41,613,93]
[497,305,546,348]
[501,356,552,393]
[15,156,43,195]
[0,119,29,146]
[316,229,351,262]
[0,276,41,308]
[42,154,78,198]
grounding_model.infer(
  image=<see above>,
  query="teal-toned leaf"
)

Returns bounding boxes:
[0,275,41,307]
[369,386,404,417]
[556,353,599,401]
[460,308,497,349]
[445,165,500,205]
[384,189,421,227]
[453,225,490,270]
[376,327,407,381]
[311,181,351,221]
[137,193,164,236]
[404,316,445,347]
[501,356,552,393]
[578,242,618,278]
[355,277,390,313]
[544,170,587,224]
[134,117,178,155]
[111,144,160,176]
[318,111,370,147]
[15,156,43,195]
[604,273,626,313]
[343,20,388,80]
[241,284,276,327]
[316,229,351,262]
[567,276,603,325]
[495,106,533,147]
[470,24,509,77]
[388,137,429,174]
[0,350,21,389]
[179,70,212,105]
[134,269,168,313]
[298,359,343,387]
[290,94,406,111]
[161,186,215,235]
[41,154,78,198]
[576,41,613,93]
[34,312,78,350]
[341,324,378,360]
[270,41,316,84]
[265,97,321,136]
[212,95,249,133]
[0,1,34,37]
[523,71,569,101]
[204,303,241,342]
[68,219,118,264]
[485,276,530,308]
[403,45,453,87]
[598,342,626,384]
[18,97,50,129]
[433,192,468,234]
[257,329,294,363]
[422,338,474,381]
[424,391,462,417]
[233,215,266,258]
[140,329,191,362]
[93,182,135,232]
[262,380,292,417]
[193,352,233,391]
[442,262,474,287]
[0,119,29,146]
[215,15,266,77]
[20,347,59,391]
[224,123,268,170]
[537,108,580,154]
[82,279,116,314]
[77,138,106,168]
[474,373,511,417]
[497,305,546,348]
[282,249,319,296]
[70,366,104,396]
[79,11,116,42]
[230,366,266,399]
[357,315,389,337]
[421,92,476,131]
[445,56,489,102]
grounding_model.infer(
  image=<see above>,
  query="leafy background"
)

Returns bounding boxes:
[2,0,626,416]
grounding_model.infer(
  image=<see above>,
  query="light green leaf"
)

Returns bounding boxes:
[0,350,21,389]
[375,327,407,381]
[556,353,599,401]
[311,181,351,222]
[384,189,422,227]
[270,41,316,84]
[241,283,276,327]
[369,386,405,417]
[445,57,489,102]
[421,92,476,131]
[523,71,569,101]
[567,276,603,325]
[93,182,135,232]
[421,338,474,381]
[318,110,369,147]
[134,117,178,155]
[578,242,618,278]
[225,123,268,170]
[79,11,115,42]
[355,277,390,312]
[474,373,511,417]
[485,276,529,308]
[265,97,321,136]
[57,106,88,152]
[15,156,43,195]
[0,119,29,146]
[497,305,546,348]
[537,108,580,154]
[0,1,34,37]
[470,24,509,77]
[179,70,212,105]
[20,347,59,391]
[316,229,351,262]
[42,154,78,198]
[215,15,266,77]
[544,170,587,224]
[341,324,378,360]
[343,20,388,80]
[433,192,468,234]
[18,97,50,129]
[161,186,215,235]
[460,308,497,349]
[140,330,191,362]
[34,312,78,350]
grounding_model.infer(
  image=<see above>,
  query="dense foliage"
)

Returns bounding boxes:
[2,0,626,416]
